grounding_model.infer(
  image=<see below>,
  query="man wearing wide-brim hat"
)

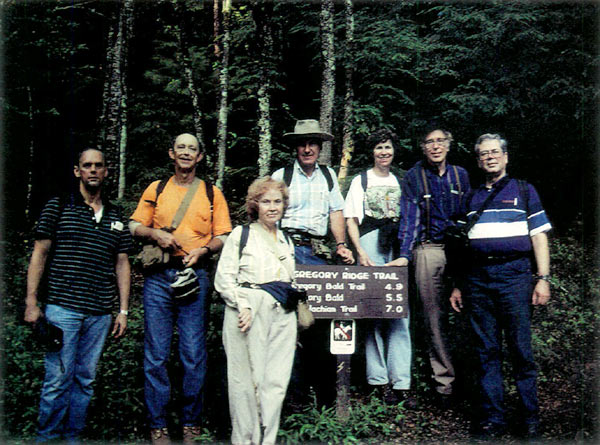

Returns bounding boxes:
[272,119,354,409]
[273,119,353,265]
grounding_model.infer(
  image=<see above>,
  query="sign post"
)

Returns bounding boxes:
[294,265,408,419]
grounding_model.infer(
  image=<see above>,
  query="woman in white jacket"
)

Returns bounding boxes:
[215,177,296,445]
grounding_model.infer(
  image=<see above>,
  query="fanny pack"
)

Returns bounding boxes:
[258,281,306,312]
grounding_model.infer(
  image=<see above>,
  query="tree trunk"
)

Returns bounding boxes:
[104,4,124,192]
[338,0,355,184]
[215,0,231,188]
[254,3,274,177]
[99,0,133,198]
[318,0,335,167]
[117,0,133,199]
[173,0,207,160]
[213,0,221,58]
[98,9,115,147]
[118,93,128,199]
[26,85,35,223]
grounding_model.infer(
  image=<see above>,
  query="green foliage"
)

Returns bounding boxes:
[5,0,596,234]
[278,393,404,444]
[2,218,598,442]
[532,236,600,376]
[2,0,599,441]
[2,318,46,438]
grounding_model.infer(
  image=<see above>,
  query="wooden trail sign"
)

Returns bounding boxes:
[294,265,408,319]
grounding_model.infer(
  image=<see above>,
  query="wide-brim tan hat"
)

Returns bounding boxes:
[283,119,334,141]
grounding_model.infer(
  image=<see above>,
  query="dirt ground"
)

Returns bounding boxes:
[347,364,598,444]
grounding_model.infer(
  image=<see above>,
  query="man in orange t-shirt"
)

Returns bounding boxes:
[129,133,231,444]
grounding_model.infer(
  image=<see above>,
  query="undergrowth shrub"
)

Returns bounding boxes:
[278,394,404,444]
[2,229,598,442]
[533,236,599,377]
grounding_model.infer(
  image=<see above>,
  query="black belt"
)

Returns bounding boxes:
[471,252,529,264]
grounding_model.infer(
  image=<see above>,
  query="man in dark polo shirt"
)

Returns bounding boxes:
[25,148,133,442]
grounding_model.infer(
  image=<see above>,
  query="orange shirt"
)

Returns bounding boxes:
[131,177,232,256]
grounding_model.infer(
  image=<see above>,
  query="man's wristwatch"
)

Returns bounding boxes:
[534,274,551,282]
[120,309,129,316]
[336,242,348,249]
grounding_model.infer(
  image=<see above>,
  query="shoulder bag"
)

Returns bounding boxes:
[139,177,201,269]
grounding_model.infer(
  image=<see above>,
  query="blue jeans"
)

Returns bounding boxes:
[464,256,539,427]
[37,304,111,442]
[294,245,327,265]
[360,229,412,390]
[143,267,209,428]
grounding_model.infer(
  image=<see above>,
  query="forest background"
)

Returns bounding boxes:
[1,0,599,443]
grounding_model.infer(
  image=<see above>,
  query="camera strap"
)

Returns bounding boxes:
[465,176,511,232]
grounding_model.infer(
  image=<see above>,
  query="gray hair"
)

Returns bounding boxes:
[474,133,507,154]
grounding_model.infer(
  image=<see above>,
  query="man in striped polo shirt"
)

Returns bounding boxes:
[450,134,551,440]
[25,148,133,442]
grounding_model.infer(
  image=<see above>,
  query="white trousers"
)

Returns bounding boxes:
[223,290,297,445]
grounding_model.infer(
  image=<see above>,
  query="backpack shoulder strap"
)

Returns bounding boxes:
[144,178,169,207]
[466,177,511,231]
[284,163,334,192]
[282,229,292,245]
[517,179,531,232]
[283,165,294,188]
[319,164,334,192]
[238,224,250,260]
[360,170,368,192]
[204,178,214,207]
[419,166,431,241]
[452,165,461,194]
[48,194,69,236]
[516,179,530,213]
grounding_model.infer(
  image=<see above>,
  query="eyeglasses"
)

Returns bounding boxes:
[477,149,504,160]
[423,137,450,148]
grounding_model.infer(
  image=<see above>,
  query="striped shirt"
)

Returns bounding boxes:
[272,161,345,237]
[466,178,552,255]
[35,193,134,315]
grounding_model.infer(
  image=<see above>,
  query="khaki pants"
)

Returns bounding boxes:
[223,289,297,445]
[413,243,455,395]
